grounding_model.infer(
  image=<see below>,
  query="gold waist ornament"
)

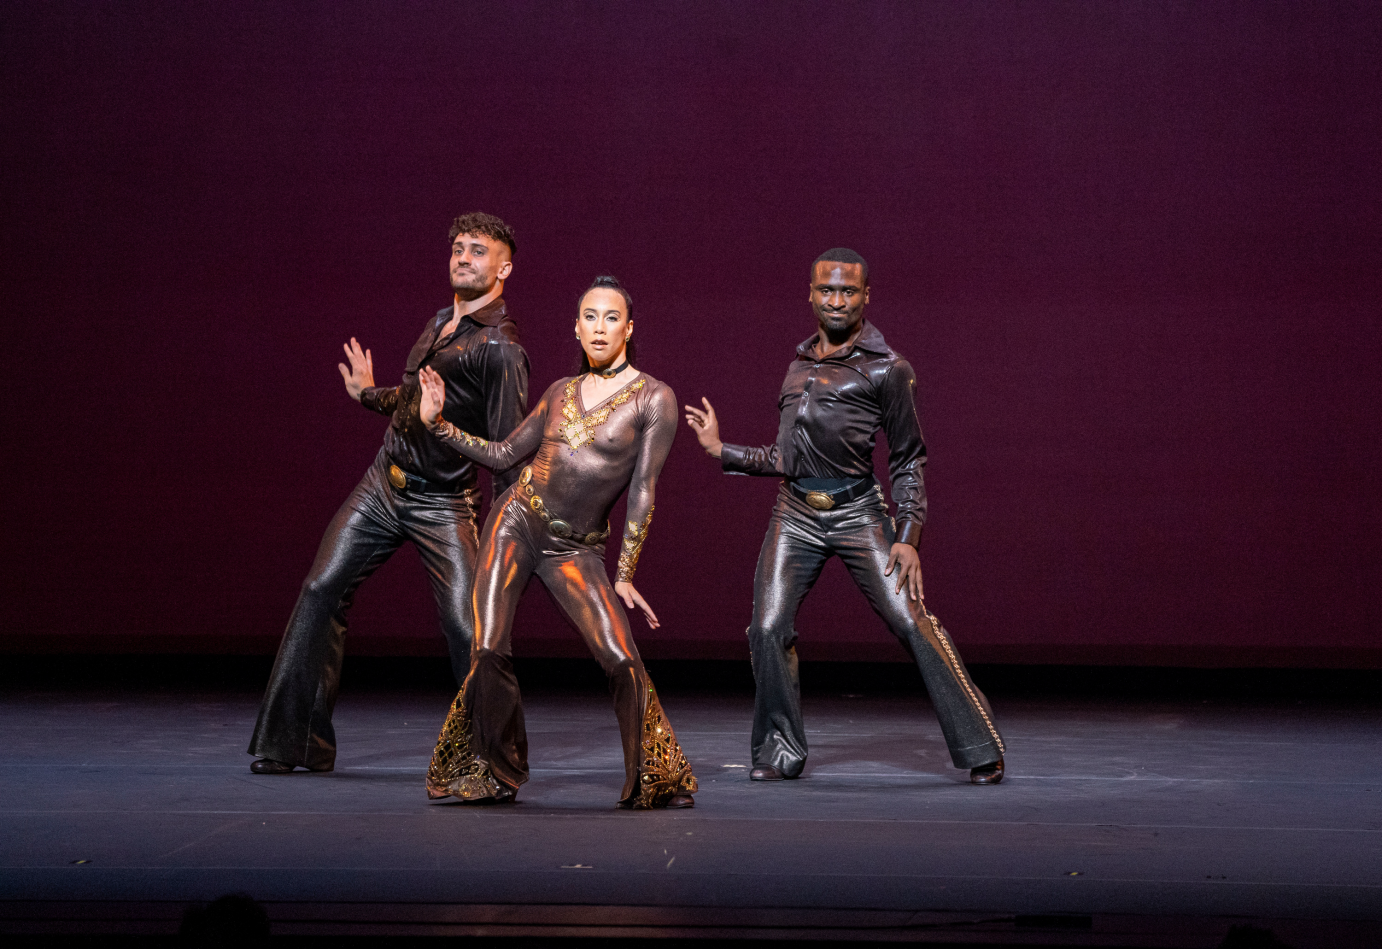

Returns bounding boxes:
[517,466,609,545]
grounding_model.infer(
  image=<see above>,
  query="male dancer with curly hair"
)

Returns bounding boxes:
[248,212,529,774]
[685,248,1005,784]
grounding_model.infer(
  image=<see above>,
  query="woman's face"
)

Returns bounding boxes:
[576,287,631,368]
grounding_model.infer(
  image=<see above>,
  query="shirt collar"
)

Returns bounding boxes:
[795,319,891,361]
[438,296,507,330]
[459,296,507,327]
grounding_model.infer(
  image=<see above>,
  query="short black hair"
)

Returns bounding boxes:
[813,247,868,285]
[449,212,516,257]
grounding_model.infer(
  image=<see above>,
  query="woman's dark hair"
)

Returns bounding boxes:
[576,275,637,373]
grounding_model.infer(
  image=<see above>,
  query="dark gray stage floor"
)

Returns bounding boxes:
[1,662,1380,945]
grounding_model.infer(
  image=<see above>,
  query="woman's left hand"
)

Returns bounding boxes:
[614,580,660,629]
[418,366,446,428]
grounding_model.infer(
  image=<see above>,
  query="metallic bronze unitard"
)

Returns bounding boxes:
[424,371,697,807]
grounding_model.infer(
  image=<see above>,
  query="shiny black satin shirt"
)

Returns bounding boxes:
[359,297,529,492]
[720,320,928,546]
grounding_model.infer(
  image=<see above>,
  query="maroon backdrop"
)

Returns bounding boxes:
[3,2,1379,665]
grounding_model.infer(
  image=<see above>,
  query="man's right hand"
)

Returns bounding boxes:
[338,337,375,401]
[684,397,724,458]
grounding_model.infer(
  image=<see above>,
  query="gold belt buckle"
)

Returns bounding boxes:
[387,464,408,490]
[804,490,835,511]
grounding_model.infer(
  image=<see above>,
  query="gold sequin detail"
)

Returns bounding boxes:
[626,683,697,809]
[434,419,488,450]
[616,507,653,583]
[560,375,645,450]
[924,606,1005,755]
[426,690,505,800]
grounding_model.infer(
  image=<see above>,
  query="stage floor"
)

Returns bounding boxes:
[1,661,1379,945]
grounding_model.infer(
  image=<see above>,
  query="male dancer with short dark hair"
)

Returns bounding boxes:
[685,248,1005,784]
[248,212,529,774]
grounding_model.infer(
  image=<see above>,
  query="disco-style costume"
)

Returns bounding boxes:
[424,371,696,807]
[249,298,528,771]
[722,320,1004,776]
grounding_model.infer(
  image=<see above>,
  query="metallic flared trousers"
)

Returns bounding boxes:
[249,450,480,770]
[426,489,696,807]
[749,484,1005,775]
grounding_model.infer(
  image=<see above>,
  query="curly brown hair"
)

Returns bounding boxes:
[448,212,516,257]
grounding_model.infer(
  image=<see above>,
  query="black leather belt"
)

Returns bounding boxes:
[386,462,469,496]
[785,476,880,511]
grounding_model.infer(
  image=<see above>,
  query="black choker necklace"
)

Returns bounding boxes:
[592,358,630,379]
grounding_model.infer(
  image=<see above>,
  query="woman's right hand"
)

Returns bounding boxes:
[418,366,446,428]
[683,397,724,458]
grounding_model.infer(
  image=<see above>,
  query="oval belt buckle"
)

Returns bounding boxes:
[388,464,408,491]
[804,490,835,511]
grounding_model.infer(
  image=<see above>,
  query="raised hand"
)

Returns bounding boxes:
[614,580,660,629]
[884,543,924,602]
[683,397,724,458]
[337,337,375,401]
[418,366,446,428]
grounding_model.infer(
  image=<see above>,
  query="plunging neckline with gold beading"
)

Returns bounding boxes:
[560,372,645,451]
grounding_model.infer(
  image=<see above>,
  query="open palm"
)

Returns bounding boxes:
[418,366,446,427]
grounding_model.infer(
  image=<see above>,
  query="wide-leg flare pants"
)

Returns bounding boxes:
[749,483,1005,776]
[249,450,479,770]
[426,489,696,807]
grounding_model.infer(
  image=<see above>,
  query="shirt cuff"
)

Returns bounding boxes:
[895,519,923,548]
[719,444,752,474]
[359,386,394,416]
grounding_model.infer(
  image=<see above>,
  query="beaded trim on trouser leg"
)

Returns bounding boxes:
[922,606,1005,756]
[622,682,698,809]
[426,690,509,801]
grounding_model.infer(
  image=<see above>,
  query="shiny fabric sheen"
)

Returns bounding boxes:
[748,484,1004,775]
[249,450,480,769]
[457,488,654,801]
[359,297,529,494]
[434,372,677,549]
[429,371,691,803]
[719,320,926,546]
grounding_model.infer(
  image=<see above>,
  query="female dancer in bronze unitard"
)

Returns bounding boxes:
[417,275,696,808]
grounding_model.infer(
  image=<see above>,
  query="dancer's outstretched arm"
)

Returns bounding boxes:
[684,397,781,474]
[339,337,399,414]
[418,365,546,472]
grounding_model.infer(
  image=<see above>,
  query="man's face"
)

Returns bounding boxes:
[449,233,513,299]
[809,261,869,336]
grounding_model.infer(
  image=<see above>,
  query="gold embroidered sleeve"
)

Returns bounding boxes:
[432,418,489,450]
[616,508,653,583]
